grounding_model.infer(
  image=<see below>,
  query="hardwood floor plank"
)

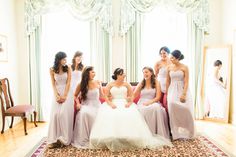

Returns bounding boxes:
[0,120,235,157]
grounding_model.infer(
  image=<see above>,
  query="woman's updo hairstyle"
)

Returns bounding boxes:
[171,50,184,60]
[112,68,124,80]
[159,46,170,54]
[214,60,222,67]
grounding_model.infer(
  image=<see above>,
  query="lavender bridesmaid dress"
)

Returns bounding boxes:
[72,88,101,148]
[167,70,195,140]
[158,67,168,112]
[48,73,74,145]
[71,70,82,92]
[158,67,167,94]
[137,88,170,139]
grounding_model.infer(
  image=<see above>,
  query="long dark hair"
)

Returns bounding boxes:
[112,68,124,80]
[71,51,84,71]
[53,51,68,73]
[141,67,156,89]
[80,66,94,101]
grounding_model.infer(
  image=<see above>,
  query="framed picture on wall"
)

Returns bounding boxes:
[0,34,8,62]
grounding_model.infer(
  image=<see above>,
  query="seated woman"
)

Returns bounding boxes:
[134,67,170,139]
[89,68,172,151]
[166,50,195,140]
[71,66,103,148]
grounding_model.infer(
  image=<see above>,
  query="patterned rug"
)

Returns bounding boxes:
[27,136,230,157]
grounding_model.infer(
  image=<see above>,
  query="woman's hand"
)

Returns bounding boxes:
[143,102,150,106]
[180,94,186,103]
[110,103,117,109]
[56,94,63,103]
[126,96,132,102]
[76,103,81,110]
[125,102,132,108]
[60,95,67,103]
[74,97,81,110]
[108,94,113,101]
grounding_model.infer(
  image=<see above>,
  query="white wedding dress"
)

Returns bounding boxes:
[89,86,172,151]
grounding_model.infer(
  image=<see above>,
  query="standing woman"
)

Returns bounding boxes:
[72,66,103,148]
[134,67,170,139]
[166,50,195,140]
[154,46,171,112]
[71,51,84,92]
[48,52,74,148]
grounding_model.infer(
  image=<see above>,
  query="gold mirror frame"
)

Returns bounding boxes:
[201,45,232,123]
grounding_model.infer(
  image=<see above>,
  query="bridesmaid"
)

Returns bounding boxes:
[166,50,195,140]
[48,52,74,148]
[72,66,103,148]
[71,51,84,92]
[134,67,170,139]
[154,46,171,112]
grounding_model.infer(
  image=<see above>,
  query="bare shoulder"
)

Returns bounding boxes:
[182,64,189,71]
[155,79,160,85]
[136,81,143,88]
[154,61,161,68]
[167,59,172,65]
[124,81,131,87]
[95,80,102,86]
[167,64,174,71]
[50,67,54,73]
[106,82,114,88]
[166,64,172,69]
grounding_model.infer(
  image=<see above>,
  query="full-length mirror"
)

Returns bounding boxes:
[202,45,232,122]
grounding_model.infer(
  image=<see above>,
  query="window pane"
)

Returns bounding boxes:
[141,7,188,79]
[40,11,90,120]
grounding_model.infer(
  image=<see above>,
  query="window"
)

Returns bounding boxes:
[40,10,90,120]
[140,7,188,79]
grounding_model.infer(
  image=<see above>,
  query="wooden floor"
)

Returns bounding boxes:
[0,120,235,157]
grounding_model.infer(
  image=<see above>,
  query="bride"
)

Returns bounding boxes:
[89,68,172,151]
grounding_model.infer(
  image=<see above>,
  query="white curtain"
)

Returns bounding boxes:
[187,14,205,119]
[25,0,113,35]
[124,13,142,82]
[27,24,43,120]
[120,0,209,119]
[24,0,112,120]
[120,0,209,35]
[90,20,112,82]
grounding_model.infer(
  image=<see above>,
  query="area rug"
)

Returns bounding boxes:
[27,136,230,157]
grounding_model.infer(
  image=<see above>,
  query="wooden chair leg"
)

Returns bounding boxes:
[33,111,37,127]
[22,117,28,135]
[1,116,5,134]
[10,116,14,128]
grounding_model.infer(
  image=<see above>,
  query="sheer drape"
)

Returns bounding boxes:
[121,0,209,119]
[25,0,112,120]
[124,13,142,82]
[90,20,112,82]
[27,24,43,120]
